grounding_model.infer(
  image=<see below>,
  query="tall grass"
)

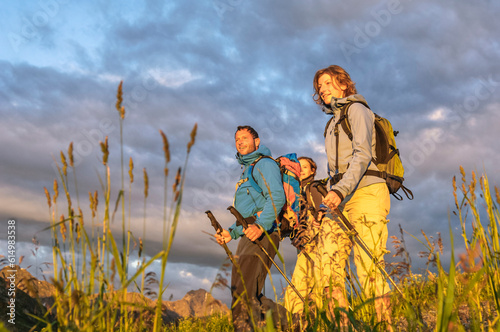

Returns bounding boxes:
[202,166,499,331]
[388,168,499,331]
[13,84,499,332]
[37,81,197,331]
[238,166,500,331]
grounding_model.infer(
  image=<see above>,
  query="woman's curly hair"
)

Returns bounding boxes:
[312,65,357,105]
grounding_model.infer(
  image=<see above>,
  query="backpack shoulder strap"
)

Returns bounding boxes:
[248,155,275,194]
[323,116,335,138]
[304,182,313,208]
[339,100,370,141]
[305,180,325,210]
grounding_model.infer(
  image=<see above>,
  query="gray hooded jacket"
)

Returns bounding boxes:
[323,94,384,202]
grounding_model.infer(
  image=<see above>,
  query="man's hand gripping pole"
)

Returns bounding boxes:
[227,206,305,303]
[205,210,235,261]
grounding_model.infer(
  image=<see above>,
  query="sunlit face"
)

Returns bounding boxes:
[317,73,346,105]
[235,129,260,156]
[299,159,315,181]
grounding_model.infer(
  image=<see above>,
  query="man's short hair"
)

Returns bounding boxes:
[235,126,259,139]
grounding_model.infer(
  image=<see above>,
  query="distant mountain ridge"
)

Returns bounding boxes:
[0,265,229,331]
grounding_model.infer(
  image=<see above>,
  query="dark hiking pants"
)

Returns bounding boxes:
[231,232,287,331]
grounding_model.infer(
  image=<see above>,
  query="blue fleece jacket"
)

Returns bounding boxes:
[228,144,285,239]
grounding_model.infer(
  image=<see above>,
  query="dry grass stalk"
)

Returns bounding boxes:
[68,142,74,167]
[44,187,52,208]
[160,130,170,163]
[60,214,67,242]
[60,151,68,176]
[129,157,134,183]
[53,179,59,204]
[143,168,149,198]
[187,123,197,153]
[116,80,125,119]
[100,136,109,165]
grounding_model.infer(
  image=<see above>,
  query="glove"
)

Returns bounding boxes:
[291,221,310,250]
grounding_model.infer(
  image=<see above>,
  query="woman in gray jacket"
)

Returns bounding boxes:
[313,65,393,329]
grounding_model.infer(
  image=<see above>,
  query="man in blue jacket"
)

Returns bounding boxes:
[216,125,286,331]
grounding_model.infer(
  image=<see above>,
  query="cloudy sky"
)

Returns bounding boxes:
[1,0,499,306]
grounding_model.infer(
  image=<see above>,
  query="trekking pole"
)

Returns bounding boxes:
[205,210,239,266]
[314,184,404,297]
[205,210,259,328]
[227,206,306,303]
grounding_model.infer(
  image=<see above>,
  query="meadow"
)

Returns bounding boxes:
[1,82,499,331]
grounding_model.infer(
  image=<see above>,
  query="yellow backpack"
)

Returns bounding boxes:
[324,101,413,200]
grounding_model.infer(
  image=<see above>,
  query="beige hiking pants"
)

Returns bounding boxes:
[284,182,391,314]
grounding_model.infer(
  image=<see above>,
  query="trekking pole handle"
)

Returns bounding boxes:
[313,181,327,197]
[205,210,237,261]
[205,210,223,234]
[227,206,249,229]
[314,183,357,233]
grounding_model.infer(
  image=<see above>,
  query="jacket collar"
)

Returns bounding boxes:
[300,174,315,187]
[321,94,368,115]
[236,144,272,166]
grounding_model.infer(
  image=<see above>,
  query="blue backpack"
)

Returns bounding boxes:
[247,153,301,237]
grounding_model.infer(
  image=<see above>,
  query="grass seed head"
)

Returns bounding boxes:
[437,232,443,254]
[173,167,181,194]
[452,176,458,208]
[68,142,74,167]
[139,238,143,257]
[116,81,125,119]
[187,123,197,153]
[129,157,134,183]
[89,191,94,211]
[78,207,84,226]
[53,179,59,204]
[70,208,75,232]
[75,222,81,242]
[100,137,109,165]
[60,215,67,242]
[469,171,477,201]
[60,151,68,176]
[460,165,466,183]
[160,130,170,163]
[143,168,149,198]
[44,187,52,208]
